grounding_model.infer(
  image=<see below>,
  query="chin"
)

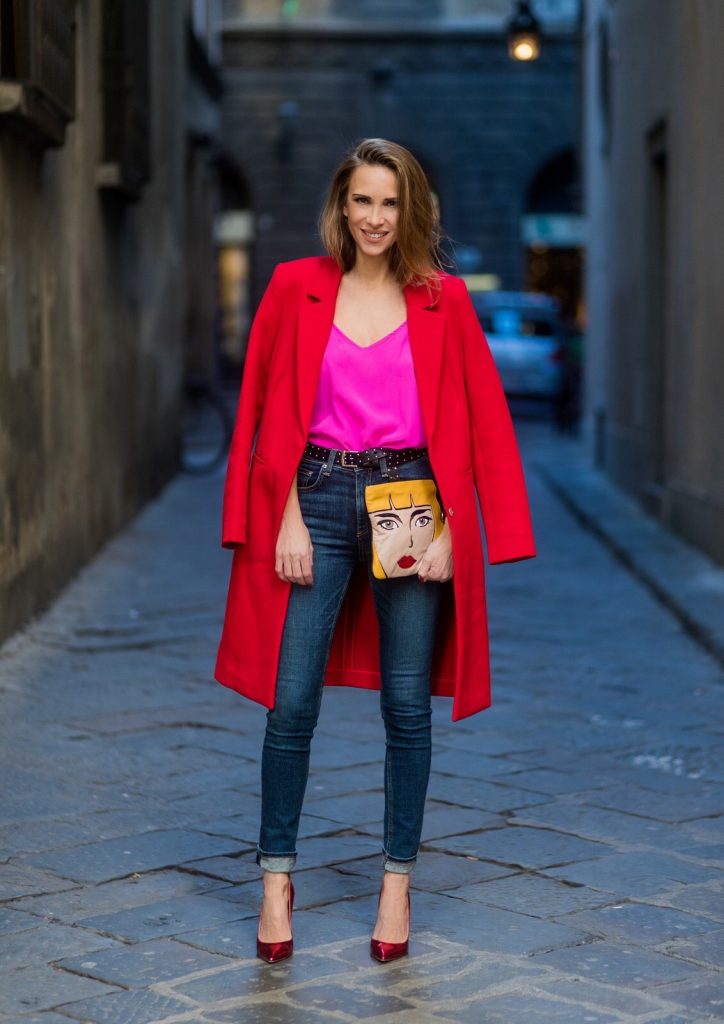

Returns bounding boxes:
[359,243,394,257]
[355,234,395,252]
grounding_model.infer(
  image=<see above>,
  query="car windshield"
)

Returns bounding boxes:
[482,309,555,337]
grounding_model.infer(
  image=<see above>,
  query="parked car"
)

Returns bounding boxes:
[469,290,565,402]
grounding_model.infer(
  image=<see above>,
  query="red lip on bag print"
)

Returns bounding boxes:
[397,556,416,569]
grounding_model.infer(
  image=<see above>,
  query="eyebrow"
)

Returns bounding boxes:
[351,193,398,200]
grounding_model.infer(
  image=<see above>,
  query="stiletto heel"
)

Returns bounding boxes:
[256,877,294,963]
[370,889,410,962]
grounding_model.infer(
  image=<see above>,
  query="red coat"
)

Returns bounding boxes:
[215,255,536,721]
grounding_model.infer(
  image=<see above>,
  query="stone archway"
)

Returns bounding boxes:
[522,147,585,325]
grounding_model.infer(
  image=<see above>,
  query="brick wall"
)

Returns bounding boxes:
[220,18,579,299]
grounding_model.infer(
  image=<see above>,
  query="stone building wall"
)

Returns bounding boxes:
[0,3,187,640]
[219,4,579,300]
[583,0,724,563]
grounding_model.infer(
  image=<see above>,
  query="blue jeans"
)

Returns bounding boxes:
[257,451,445,875]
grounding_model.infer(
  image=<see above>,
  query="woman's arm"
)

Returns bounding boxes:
[454,279,537,565]
[275,476,314,586]
[222,265,284,549]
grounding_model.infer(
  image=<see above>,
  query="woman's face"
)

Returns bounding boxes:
[342,163,399,259]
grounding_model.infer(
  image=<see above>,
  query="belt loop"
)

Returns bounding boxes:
[322,448,337,476]
[379,454,389,479]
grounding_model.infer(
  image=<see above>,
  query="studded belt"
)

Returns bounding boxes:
[303,441,429,475]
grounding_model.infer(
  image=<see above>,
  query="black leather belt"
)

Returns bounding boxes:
[303,441,428,476]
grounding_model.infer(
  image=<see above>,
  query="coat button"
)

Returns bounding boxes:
[447,507,454,517]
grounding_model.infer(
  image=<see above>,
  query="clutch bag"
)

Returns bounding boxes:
[364,478,445,579]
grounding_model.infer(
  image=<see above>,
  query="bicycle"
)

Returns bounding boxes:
[180,374,233,474]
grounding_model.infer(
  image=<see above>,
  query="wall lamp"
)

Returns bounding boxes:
[507,0,542,61]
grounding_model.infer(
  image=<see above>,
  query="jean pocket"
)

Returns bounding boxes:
[296,459,327,492]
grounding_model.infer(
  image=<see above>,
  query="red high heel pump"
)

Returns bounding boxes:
[256,877,295,963]
[370,889,410,962]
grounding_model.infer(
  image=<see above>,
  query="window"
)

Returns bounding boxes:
[0,0,75,147]
[97,0,150,197]
[482,310,556,338]
[597,15,612,157]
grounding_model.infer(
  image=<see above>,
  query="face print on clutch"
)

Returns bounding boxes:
[364,478,445,579]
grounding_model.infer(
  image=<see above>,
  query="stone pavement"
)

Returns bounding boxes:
[0,418,723,1024]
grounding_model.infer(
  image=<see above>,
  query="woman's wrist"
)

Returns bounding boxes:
[282,478,302,520]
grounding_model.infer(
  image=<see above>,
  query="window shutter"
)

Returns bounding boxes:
[97,0,150,197]
[0,0,75,147]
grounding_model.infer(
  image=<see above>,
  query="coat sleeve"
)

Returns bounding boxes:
[455,279,537,565]
[221,264,283,549]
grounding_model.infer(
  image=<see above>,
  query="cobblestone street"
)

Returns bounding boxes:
[1,419,723,1024]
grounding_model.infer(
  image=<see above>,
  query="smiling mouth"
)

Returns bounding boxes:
[362,230,388,240]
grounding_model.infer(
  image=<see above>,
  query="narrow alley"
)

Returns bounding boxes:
[1,421,722,1023]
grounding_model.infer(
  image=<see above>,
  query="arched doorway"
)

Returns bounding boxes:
[214,157,254,380]
[523,148,585,328]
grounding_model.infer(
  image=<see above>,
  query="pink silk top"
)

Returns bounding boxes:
[307,320,427,451]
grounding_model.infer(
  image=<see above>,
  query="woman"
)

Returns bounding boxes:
[215,138,536,964]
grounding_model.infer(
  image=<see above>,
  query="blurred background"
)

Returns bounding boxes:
[1,0,722,643]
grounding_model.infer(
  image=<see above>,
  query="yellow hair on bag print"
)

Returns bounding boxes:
[364,479,445,579]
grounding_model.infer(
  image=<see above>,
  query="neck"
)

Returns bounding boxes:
[347,250,395,287]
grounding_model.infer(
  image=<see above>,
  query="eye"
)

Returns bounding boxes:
[377,518,400,531]
[354,197,369,204]
[414,515,433,528]
[384,199,399,206]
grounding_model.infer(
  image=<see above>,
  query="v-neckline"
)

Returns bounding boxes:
[332,320,407,350]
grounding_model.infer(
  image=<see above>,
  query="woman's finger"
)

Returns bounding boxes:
[300,552,314,586]
[275,549,314,584]
[291,555,306,584]
[283,554,295,582]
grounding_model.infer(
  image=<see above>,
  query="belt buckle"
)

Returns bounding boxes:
[340,450,356,467]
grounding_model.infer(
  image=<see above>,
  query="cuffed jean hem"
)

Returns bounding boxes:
[256,849,296,873]
[382,851,417,874]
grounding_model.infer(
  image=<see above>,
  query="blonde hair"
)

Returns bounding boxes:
[318,138,446,302]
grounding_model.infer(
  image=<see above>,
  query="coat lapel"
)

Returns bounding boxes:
[295,256,445,441]
[295,258,340,436]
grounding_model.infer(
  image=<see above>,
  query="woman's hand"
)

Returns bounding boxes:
[275,477,314,585]
[417,520,454,583]
[275,514,314,585]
